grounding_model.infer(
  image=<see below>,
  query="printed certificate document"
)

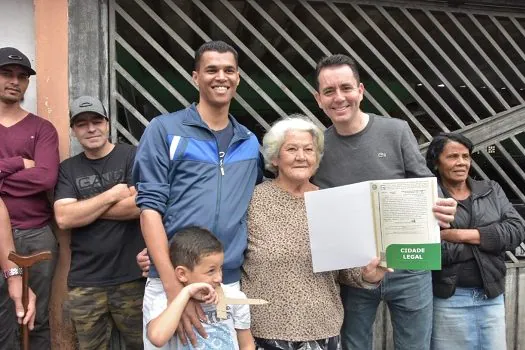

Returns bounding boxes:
[305,177,441,272]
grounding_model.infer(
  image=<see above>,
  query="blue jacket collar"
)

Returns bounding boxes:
[182,103,251,140]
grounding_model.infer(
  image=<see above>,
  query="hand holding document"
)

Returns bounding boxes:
[305,177,441,272]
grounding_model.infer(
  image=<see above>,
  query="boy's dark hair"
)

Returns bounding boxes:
[315,54,360,91]
[194,40,239,71]
[425,132,474,178]
[169,227,223,270]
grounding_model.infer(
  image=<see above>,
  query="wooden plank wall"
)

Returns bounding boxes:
[505,262,525,350]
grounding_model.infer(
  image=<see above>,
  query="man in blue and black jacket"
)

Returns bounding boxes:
[133,40,262,349]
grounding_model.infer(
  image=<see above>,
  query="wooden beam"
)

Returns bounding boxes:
[69,0,109,149]
[420,104,525,152]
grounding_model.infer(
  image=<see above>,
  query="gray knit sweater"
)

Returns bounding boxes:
[313,113,433,188]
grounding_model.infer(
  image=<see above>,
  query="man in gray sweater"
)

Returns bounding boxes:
[312,54,456,350]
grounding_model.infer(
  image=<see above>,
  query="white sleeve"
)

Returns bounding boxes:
[224,288,251,330]
[232,303,251,330]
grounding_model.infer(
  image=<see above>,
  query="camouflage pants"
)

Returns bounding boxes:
[68,279,145,350]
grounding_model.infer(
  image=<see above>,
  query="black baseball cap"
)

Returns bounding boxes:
[0,47,36,75]
[70,96,108,126]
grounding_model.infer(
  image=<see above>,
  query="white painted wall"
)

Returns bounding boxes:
[0,0,37,114]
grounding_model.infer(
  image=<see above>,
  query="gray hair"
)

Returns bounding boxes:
[262,114,325,175]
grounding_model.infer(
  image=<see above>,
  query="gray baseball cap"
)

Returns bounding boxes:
[70,96,108,126]
[0,47,36,75]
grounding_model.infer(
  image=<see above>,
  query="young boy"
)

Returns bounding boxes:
[146,227,255,349]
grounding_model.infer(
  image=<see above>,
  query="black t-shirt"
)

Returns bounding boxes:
[212,122,233,154]
[55,144,145,287]
[455,196,483,288]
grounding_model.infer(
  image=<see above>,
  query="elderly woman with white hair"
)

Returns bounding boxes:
[241,115,387,350]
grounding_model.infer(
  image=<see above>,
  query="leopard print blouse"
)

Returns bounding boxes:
[241,180,364,341]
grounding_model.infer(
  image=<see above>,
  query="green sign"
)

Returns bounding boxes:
[386,244,441,270]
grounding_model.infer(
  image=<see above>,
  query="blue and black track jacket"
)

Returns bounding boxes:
[133,103,262,283]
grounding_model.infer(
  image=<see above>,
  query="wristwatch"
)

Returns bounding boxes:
[3,267,23,279]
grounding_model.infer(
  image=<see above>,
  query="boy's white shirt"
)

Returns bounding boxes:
[175,282,250,350]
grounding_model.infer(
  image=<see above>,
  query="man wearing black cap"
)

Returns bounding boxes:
[53,96,145,349]
[0,47,59,350]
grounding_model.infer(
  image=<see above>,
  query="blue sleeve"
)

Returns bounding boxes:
[132,118,171,215]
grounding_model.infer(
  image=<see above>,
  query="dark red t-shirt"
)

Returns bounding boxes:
[0,113,59,229]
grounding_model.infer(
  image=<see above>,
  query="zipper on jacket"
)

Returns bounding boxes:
[213,141,225,235]
[182,107,253,236]
[219,151,225,176]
